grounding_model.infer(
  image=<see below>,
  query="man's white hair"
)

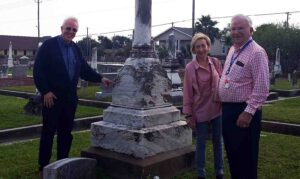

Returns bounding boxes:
[62,16,79,27]
[231,14,253,27]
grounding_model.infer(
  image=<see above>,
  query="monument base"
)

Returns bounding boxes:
[81,145,195,179]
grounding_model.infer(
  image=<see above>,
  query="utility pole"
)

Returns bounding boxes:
[35,0,42,46]
[192,0,195,36]
[86,27,90,61]
[286,12,290,28]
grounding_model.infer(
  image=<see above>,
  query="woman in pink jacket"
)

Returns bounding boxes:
[183,33,223,179]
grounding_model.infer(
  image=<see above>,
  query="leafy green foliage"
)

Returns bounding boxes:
[76,37,100,59]
[156,44,169,59]
[195,15,220,44]
[254,24,300,73]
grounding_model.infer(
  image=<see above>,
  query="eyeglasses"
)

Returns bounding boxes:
[65,27,77,33]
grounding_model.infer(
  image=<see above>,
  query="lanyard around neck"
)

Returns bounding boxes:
[225,39,253,75]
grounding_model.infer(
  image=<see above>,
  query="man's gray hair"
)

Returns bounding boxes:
[232,14,253,27]
[62,16,79,26]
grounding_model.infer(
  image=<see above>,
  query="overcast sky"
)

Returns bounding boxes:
[0,0,299,41]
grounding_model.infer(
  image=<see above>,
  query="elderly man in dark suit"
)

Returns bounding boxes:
[33,16,112,174]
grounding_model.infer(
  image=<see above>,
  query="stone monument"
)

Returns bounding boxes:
[7,41,13,68]
[82,0,194,178]
[292,70,298,88]
[91,47,98,72]
[168,32,176,59]
[274,48,282,75]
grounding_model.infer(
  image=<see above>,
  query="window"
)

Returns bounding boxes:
[14,50,17,55]
[24,50,27,55]
[4,50,7,55]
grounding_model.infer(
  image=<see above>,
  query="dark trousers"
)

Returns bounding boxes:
[222,102,261,179]
[38,100,77,171]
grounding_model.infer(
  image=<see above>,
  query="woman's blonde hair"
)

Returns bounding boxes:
[190,33,211,53]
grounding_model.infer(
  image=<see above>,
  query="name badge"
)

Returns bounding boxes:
[224,78,230,89]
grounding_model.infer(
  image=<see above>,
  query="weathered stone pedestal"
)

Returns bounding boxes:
[91,105,191,158]
[81,145,195,179]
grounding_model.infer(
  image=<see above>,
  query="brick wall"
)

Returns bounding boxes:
[0,77,34,87]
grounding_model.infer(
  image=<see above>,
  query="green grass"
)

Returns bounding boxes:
[0,132,299,179]
[0,85,104,100]
[263,97,300,124]
[271,78,300,90]
[7,68,33,76]
[0,85,36,93]
[0,95,103,130]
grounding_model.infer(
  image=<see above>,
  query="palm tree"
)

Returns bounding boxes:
[195,15,220,44]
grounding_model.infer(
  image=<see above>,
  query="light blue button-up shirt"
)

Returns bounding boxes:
[57,36,76,80]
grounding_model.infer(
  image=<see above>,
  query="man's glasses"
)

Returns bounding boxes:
[65,27,77,33]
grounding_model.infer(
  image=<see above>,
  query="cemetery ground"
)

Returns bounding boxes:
[0,79,299,178]
[0,131,299,179]
[0,95,103,129]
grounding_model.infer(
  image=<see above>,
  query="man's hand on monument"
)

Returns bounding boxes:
[43,92,57,108]
[101,77,113,87]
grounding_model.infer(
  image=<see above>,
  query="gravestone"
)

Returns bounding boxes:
[292,70,298,88]
[271,48,282,85]
[91,47,98,71]
[0,64,8,77]
[43,158,97,179]
[8,41,13,68]
[83,0,194,178]
[168,32,176,59]
[12,65,28,78]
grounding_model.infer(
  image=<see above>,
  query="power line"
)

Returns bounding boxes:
[76,11,300,38]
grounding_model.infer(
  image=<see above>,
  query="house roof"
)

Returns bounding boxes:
[153,27,193,41]
[0,35,51,50]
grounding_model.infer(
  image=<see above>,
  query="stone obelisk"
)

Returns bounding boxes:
[82,0,194,178]
[8,41,13,68]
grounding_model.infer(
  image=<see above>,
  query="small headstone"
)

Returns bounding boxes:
[162,88,183,106]
[43,158,97,179]
[292,70,298,88]
[167,71,182,88]
[12,65,28,78]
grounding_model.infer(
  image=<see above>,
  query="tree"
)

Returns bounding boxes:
[195,15,220,44]
[156,44,169,59]
[254,23,300,73]
[220,23,233,46]
[76,37,99,59]
[97,36,113,57]
[112,35,132,49]
[98,36,113,49]
[112,35,132,57]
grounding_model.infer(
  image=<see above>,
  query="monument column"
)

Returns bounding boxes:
[82,0,194,178]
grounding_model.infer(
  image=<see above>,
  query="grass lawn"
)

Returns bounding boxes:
[0,132,299,179]
[270,78,300,90]
[0,85,103,100]
[0,95,103,130]
[263,97,300,124]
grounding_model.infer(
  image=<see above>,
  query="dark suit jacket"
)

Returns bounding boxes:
[33,36,102,104]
